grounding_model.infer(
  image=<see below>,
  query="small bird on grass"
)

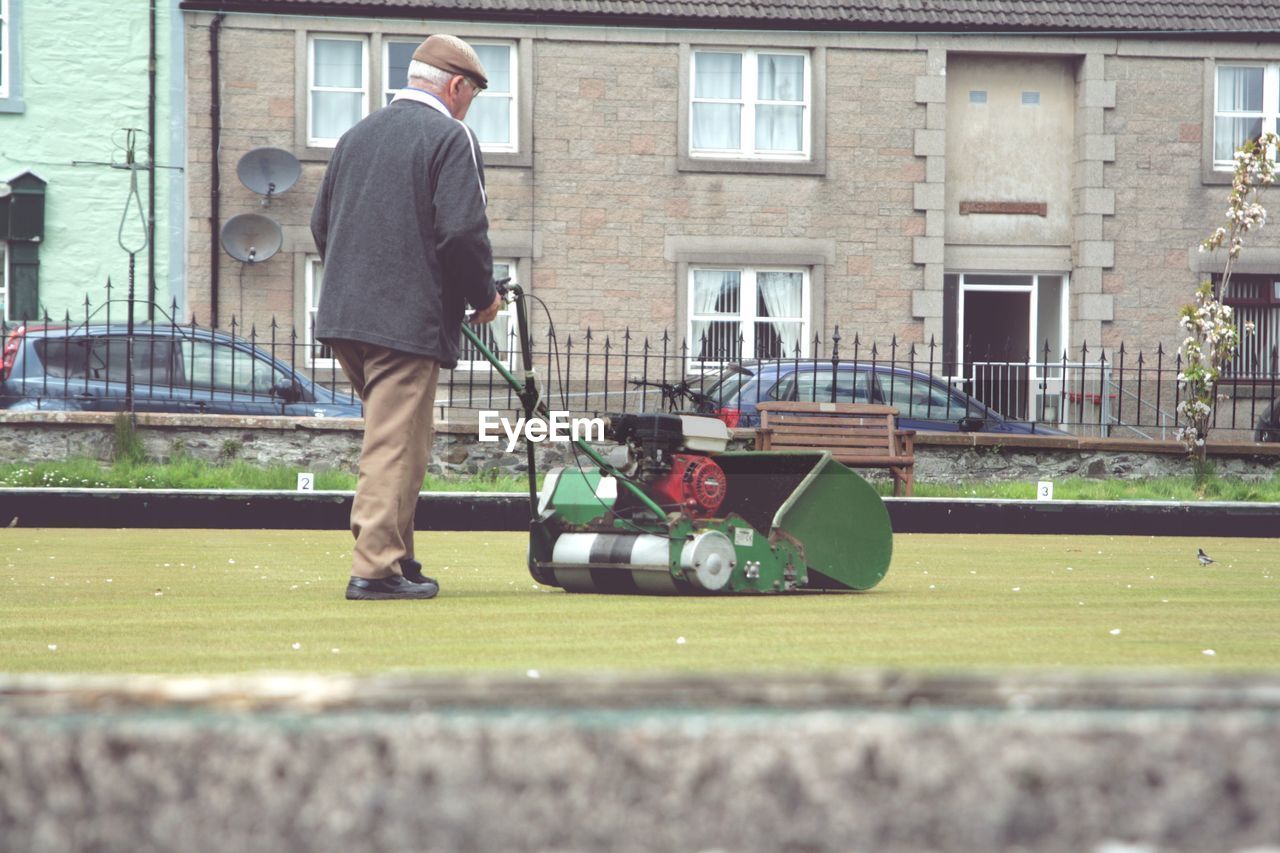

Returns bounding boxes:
[1197,548,1216,566]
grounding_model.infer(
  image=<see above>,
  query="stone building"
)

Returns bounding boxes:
[175,0,1280,422]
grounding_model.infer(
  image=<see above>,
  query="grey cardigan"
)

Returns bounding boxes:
[311,98,496,369]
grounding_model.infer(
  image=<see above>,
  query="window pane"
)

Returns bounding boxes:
[755,104,803,151]
[754,321,803,358]
[314,39,363,88]
[466,96,511,145]
[386,41,414,91]
[692,103,741,149]
[694,52,741,99]
[756,272,803,358]
[793,371,870,403]
[758,54,804,102]
[691,320,741,360]
[756,272,802,317]
[475,45,511,93]
[1215,116,1264,162]
[312,91,363,140]
[1218,66,1264,112]
[308,262,331,362]
[692,270,740,315]
[882,378,954,419]
[182,341,283,394]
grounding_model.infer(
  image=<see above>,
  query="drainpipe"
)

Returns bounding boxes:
[147,0,157,321]
[209,13,224,328]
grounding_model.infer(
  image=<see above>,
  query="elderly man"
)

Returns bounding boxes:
[311,34,503,600]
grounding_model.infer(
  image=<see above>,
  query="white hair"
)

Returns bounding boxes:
[407,60,452,89]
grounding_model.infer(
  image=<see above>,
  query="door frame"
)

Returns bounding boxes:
[953,272,1071,421]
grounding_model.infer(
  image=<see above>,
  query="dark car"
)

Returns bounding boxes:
[691,361,1067,434]
[0,323,362,417]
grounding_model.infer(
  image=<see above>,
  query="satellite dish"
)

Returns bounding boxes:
[220,213,283,263]
[236,147,301,198]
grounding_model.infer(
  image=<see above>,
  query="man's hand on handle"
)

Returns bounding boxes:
[469,292,504,325]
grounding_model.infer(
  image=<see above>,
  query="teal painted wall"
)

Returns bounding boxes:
[0,0,182,323]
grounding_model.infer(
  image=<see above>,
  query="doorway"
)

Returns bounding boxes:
[954,273,1067,420]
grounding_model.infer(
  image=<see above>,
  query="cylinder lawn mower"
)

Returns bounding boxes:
[460,282,893,595]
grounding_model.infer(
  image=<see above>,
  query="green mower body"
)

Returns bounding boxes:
[529,451,892,594]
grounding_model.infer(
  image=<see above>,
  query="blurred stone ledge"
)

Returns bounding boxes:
[2,673,1279,852]
[3,670,1280,715]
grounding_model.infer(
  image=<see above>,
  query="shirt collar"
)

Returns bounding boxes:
[392,87,452,118]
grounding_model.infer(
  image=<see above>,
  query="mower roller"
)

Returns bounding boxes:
[461,282,893,595]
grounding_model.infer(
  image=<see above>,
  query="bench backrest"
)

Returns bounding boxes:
[756,402,906,459]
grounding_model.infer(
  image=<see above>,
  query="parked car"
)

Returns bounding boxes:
[1258,398,1280,442]
[0,323,362,417]
[687,361,1067,434]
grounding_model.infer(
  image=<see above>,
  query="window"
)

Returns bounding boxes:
[0,0,19,113]
[305,257,333,368]
[457,260,518,370]
[690,49,810,160]
[308,36,368,146]
[1221,274,1280,377]
[689,267,809,361]
[878,376,957,420]
[468,44,517,151]
[774,369,871,404]
[179,339,288,395]
[384,40,517,151]
[1214,64,1279,169]
[0,0,9,100]
[36,337,177,386]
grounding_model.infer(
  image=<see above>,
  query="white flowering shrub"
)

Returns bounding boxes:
[1175,281,1238,457]
[1184,132,1278,461]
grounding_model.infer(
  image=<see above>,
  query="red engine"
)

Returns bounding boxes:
[646,453,727,517]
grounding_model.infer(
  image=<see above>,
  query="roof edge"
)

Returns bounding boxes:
[176,2,1280,36]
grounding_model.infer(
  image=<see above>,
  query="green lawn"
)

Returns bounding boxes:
[2,529,1276,674]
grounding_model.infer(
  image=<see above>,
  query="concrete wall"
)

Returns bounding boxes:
[945,54,1076,247]
[0,0,182,320]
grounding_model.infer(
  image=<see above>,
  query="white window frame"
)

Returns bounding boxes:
[689,48,811,161]
[307,34,369,148]
[457,260,518,371]
[1213,63,1280,170]
[382,39,518,154]
[0,0,10,100]
[468,41,518,154]
[687,265,811,364]
[0,241,8,322]
[304,256,335,369]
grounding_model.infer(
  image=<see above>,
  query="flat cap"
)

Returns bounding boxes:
[412,34,488,90]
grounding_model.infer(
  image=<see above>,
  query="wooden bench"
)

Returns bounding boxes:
[755,401,916,496]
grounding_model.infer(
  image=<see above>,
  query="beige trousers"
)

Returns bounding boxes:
[330,340,440,580]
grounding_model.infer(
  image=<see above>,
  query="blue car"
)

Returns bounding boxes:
[0,322,362,417]
[692,361,1066,434]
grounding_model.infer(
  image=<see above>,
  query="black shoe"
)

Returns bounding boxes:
[400,558,437,586]
[346,575,439,600]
